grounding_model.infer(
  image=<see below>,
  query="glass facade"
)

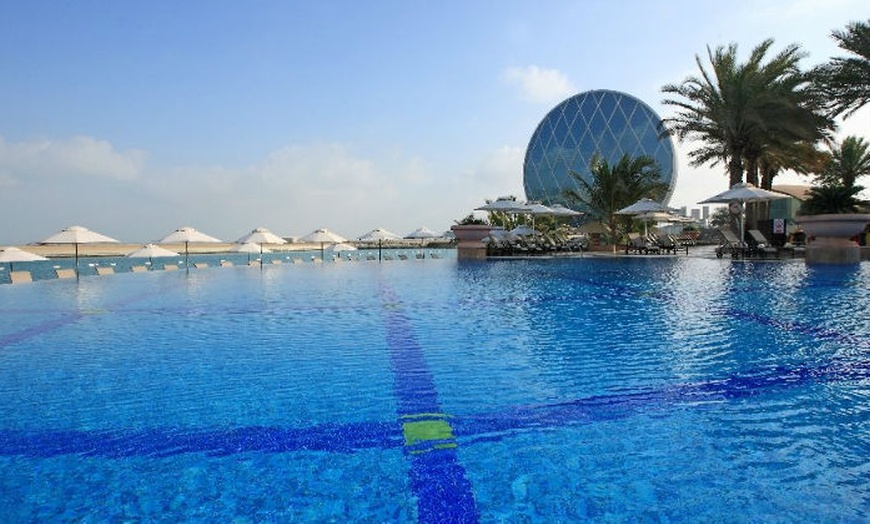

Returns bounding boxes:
[523,89,677,211]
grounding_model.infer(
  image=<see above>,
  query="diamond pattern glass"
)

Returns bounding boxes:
[523,90,677,211]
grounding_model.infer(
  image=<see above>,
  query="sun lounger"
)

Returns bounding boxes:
[747,229,779,258]
[131,265,148,272]
[10,270,32,283]
[96,266,114,276]
[656,234,680,255]
[625,233,644,254]
[715,229,748,259]
[220,261,234,267]
[56,268,76,279]
[626,232,658,254]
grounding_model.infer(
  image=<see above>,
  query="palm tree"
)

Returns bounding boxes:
[815,136,870,189]
[662,39,833,189]
[757,140,827,190]
[563,153,667,245]
[801,184,863,215]
[813,19,870,118]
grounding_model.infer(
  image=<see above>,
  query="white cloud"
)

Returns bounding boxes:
[0,135,146,182]
[502,65,575,104]
[472,145,525,193]
[0,139,534,243]
[442,146,527,220]
[129,142,461,240]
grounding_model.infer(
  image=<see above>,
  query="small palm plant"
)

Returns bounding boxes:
[800,184,864,215]
[564,153,667,246]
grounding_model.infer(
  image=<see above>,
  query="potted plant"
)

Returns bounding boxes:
[450,214,493,259]
[795,184,870,264]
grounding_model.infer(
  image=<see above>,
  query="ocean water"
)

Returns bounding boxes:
[0,255,868,522]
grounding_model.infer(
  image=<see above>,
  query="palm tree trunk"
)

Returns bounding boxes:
[745,156,759,187]
[760,165,776,190]
[728,153,744,187]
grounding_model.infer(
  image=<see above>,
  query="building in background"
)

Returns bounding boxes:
[523,89,678,213]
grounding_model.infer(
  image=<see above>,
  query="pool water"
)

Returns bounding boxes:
[1,256,869,522]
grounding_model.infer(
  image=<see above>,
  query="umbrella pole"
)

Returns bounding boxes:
[75,243,80,280]
[321,242,325,261]
[185,241,190,273]
[378,239,382,262]
[260,243,264,269]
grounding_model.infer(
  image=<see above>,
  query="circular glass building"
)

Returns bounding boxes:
[523,89,677,211]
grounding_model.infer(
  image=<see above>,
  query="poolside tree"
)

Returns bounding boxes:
[563,153,667,246]
[800,184,864,215]
[757,140,828,190]
[814,135,870,190]
[662,39,833,189]
[813,19,870,118]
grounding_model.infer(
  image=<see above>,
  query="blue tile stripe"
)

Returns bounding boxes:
[0,422,403,458]
[724,309,870,349]
[0,312,85,349]
[0,286,174,350]
[3,355,868,459]
[381,288,479,524]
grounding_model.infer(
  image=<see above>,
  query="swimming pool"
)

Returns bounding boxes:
[1,255,868,522]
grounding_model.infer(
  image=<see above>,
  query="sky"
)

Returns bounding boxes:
[1,0,868,244]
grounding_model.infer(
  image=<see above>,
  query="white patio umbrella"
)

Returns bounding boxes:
[616,198,674,236]
[300,228,348,260]
[300,228,347,243]
[230,242,270,264]
[0,247,48,272]
[699,183,788,244]
[126,244,179,267]
[404,227,440,239]
[236,227,286,267]
[405,226,440,247]
[237,227,286,245]
[325,242,357,252]
[359,228,401,261]
[548,204,583,217]
[325,242,358,260]
[42,225,119,278]
[159,226,222,269]
[524,202,555,215]
[522,202,557,230]
[231,242,269,253]
[359,228,401,242]
[615,198,672,215]
[635,211,693,223]
[474,196,526,213]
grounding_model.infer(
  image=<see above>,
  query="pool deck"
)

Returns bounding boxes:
[488,244,809,261]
